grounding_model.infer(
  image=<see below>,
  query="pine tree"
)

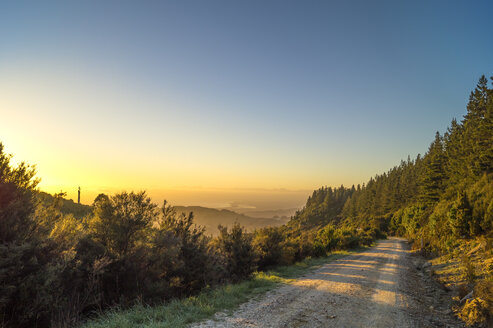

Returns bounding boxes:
[419,132,446,206]
[476,77,493,173]
[464,75,490,177]
[444,118,466,185]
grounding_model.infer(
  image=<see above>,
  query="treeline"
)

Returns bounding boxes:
[340,75,493,252]
[287,76,493,325]
[293,75,493,254]
[0,144,373,328]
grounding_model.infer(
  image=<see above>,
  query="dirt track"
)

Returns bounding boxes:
[192,238,463,328]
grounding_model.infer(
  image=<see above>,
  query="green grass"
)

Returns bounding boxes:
[82,251,356,328]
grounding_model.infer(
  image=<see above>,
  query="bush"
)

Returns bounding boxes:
[314,224,337,253]
[459,298,490,327]
[89,191,156,256]
[461,255,476,285]
[473,279,493,325]
[335,227,360,249]
[157,202,212,295]
[0,143,39,245]
[252,227,285,269]
[213,223,257,282]
[449,192,472,238]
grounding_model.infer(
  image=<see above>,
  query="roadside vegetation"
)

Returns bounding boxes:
[0,143,377,328]
[1,75,491,327]
[336,75,493,326]
[429,238,493,326]
[82,251,353,328]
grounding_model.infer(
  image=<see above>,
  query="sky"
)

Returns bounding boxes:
[1,0,492,210]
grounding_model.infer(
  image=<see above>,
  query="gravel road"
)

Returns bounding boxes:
[191,238,463,328]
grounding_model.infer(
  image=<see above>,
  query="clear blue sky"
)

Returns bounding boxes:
[1,0,492,208]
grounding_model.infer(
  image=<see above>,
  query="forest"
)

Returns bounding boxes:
[1,76,492,327]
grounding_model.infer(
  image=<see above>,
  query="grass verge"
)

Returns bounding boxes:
[82,250,358,328]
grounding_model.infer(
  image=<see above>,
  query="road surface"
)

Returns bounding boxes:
[192,238,462,328]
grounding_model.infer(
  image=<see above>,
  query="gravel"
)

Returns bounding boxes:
[190,238,464,328]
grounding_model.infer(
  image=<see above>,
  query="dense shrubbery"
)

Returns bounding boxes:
[0,142,372,327]
[213,223,256,282]
[312,224,379,256]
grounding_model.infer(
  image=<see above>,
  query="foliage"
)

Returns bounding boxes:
[0,143,39,244]
[459,298,490,327]
[341,75,493,253]
[252,226,285,268]
[155,201,212,295]
[2,74,492,327]
[90,191,156,256]
[37,191,92,220]
[461,255,477,285]
[214,223,257,282]
[82,250,354,328]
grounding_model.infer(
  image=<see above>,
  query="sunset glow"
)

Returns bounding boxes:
[2,1,492,209]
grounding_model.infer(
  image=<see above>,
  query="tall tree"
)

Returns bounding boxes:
[419,132,446,207]
[91,191,156,256]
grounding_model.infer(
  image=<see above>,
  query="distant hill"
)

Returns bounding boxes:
[232,208,298,220]
[37,191,93,219]
[174,206,289,236]
[36,192,286,235]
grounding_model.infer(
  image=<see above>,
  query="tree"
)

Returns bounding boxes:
[90,191,156,256]
[0,143,58,326]
[214,223,256,282]
[0,143,39,244]
[92,193,110,206]
[463,75,491,177]
[157,200,211,294]
[475,78,493,174]
[253,227,284,268]
[420,132,446,207]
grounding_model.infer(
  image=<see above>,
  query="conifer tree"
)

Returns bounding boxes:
[464,75,490,177]
[420,132,446,207]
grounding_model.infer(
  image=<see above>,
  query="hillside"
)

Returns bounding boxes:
[35,192,287,235]
[233,208,298,220]
[174,206,288,236]
[37,191,93,219]
[285,76,493,326]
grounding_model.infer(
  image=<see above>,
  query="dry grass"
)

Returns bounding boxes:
[430,237,493,326]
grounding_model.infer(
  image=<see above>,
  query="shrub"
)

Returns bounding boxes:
[334,227,360,249]
[459,298,490,326]
[213,223,257,282]
[157,202,212,295]
[252,227,285,269]
[449,192,472,238]
[461,255,476,285]
[314,224,337,253]
[89,191,156,256]
[473,279,493,324]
